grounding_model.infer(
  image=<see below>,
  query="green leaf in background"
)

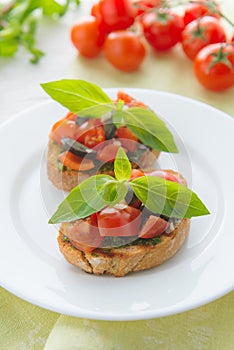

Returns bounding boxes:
[41,79,114,114]
[0,0,80,63]
[131,176,210,219]
[42,0,69,16]
[49,174,114,223]
[114,147,132,181]
[123,107,178,153]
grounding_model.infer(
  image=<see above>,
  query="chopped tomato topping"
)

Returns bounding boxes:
[97,205,142,237]
[139,215,169,238]
[116,125,138,152]
[58,151,95,171]
[67,218,103,252]
[50,119,79,145]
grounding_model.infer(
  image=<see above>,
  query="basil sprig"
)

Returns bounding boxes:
[49,148,209,224]
[41,79,178,153]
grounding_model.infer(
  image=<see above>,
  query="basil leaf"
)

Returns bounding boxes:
[114,147,132,181]
[131,176,210,219]
[123,107,178,153]
[77,104,114,118]
[41,79,114,114]
[112,109,125,127]
[49,174,114,223]
[102,182,128,208]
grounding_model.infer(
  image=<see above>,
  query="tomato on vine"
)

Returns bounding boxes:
[182,16,226,60]
[193,43,234,91]
[141,9,184,51]
[104,30,146,71]
[183,0,220,25]
[70,16,106,58]
[98,0,137,32]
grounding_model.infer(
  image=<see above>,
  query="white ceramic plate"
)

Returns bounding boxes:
[0,89,233,321]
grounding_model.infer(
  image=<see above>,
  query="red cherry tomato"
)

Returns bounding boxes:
[116,125,138,152]
[67,218,103,252]
[141,9,184,51]
[104,30,146,72]
[97,205,142,236]
[184,0,220,26]
[50,119,78,145]
[134,0,161,16]
[193,43,234,91]
[70,16,106,58]
[182,16,226,60]
[76,119,105,148]
[96,143,124,162]
[231,35,234,43]
[99,0,137,32]
[147,170,179,183]
[139,215,169,238]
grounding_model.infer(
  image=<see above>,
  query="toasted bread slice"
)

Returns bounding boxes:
[57,218,190,277]
[47,138,160,191]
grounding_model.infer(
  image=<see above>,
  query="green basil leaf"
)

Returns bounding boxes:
[49,174,114,223]
[114,147,132,181]
[77,104,114,118]
[102,182,128,208]
[123,107,178,153]
[131,176,210,219]
[41,79,114,114]
[112,109,125,127]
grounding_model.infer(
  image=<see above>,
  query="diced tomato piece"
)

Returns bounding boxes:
[97,205,142,236]
[65,112,77,121]
[96,143,124,162]
[139,215,169,238]
[58,151,95,171]
[130,169,145,180]
[147,170,179,183]
[117,91,147,108]
[76,118,105,148]
[50,119,78,145]
[116,125,138,152]
[67,219,103,252]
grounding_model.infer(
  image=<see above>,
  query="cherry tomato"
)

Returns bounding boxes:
[182,16,226,60]
[231,35,234,43]
[134,0,161,16]
[96,143,123,162]
[97,205,142,236]
[141,9,184,51]
[99,0,137,32]
[76,119,105,148]
[70,16,106,58]
[67,218,103,252]
[193,43,234,91]
[104,30,146,72]
[139,215,169,238]
[147,170,179,183]
[116,125,138,152]
[184,0,220,26]
[58,151,95,171]
[50,119,78,145]
[130,169,145,180]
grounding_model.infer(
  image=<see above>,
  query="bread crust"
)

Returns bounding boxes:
[47,138,160,191]
[57,218,190,277]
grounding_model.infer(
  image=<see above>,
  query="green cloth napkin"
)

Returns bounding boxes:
[0,287,233,349]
